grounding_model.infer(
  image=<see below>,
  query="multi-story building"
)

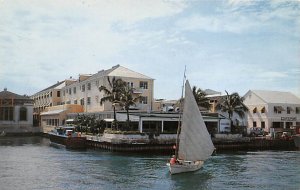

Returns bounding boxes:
[243,90,300,132]
[61,65,154,113]
[33,65,154,131]
[31,79,76,126]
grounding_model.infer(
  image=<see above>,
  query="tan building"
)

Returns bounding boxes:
[61,65,154,113]
[243,90,300,132]
[31,80,77,126]
[40,104,83,133]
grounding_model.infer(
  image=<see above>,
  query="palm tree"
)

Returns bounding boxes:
[119,85,141,130]
[216,91,248,133]
[192,86,210,110]
[99,76,126,129]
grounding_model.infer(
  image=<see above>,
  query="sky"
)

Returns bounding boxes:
[0,0,299,100]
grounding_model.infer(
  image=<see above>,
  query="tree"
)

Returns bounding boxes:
[192,86,210,110]
[216,91,248,133]
[99,77,126,129]
[75,114,96,134]
[119,85,141,130]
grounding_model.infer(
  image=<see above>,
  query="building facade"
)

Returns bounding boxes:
[243,90,300,132]
[60,65,154,113]
[0,88,39,134]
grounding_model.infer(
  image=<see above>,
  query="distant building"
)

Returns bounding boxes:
[0,88,39,134]
[206,91,248,132]
[243,90,300,132]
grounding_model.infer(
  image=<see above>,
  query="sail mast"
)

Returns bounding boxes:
[175,66,186,159]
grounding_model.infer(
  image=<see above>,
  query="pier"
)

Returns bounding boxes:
[85,134,297,153]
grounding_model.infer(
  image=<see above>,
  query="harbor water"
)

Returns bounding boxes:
[0,137,299,190]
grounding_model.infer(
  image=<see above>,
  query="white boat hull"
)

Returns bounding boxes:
[167,160,204,174]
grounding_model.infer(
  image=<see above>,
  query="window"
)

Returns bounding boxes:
[273,122,284,128]
[19,107,27,121]
[253,121,257,128]
[74,100,77,104]
[140,81,148,89]
[287,107,294,114]
[68,88,71,95]
[66,101,71,104]
[261,121,265,129]
[87,83,91,90]
[73,87,76,94]
[57,91,60,97]
[80,98,85,105]
[296,107,300,114]
[87,97,91,105]
[139,96,148,104]
[274,106,284,114]
[82,84,85,92]
[286,122,293,129]
[128,82,133,88]
[0,107,14,121]
[253,107,257,114]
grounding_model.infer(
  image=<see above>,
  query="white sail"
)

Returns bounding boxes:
[178,80,215,161]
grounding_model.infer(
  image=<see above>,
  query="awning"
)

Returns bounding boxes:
[274,106,285,112]
[40,109,66,116]
[66,119,74,122]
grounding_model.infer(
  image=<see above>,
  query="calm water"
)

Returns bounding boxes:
[0,137,299,190]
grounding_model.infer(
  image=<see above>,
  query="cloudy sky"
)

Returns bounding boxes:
[1,0,299,99]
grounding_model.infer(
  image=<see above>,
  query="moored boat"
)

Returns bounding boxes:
[48,126,86,149]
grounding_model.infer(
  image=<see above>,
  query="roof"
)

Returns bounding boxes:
[0,89,31,100]
[40,109,66,115]
[204,89,221,96]
[107,65,153,80]
[36,81,65,94]
[250,90,300,104]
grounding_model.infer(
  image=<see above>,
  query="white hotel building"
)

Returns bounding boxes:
[243,90,300,132]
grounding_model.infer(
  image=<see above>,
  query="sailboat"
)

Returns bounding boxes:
[167,80,215,174]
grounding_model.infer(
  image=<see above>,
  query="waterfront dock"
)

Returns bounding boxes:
[85,134,297,153]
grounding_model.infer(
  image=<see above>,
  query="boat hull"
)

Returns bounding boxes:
[49,133,86,149]
[167,160,204,174]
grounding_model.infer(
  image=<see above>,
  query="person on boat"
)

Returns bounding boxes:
[170,155,177,165]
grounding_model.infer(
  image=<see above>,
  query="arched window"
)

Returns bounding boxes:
[20,107,27,121]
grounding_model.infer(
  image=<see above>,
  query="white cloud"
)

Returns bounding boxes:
[0,0,187,94]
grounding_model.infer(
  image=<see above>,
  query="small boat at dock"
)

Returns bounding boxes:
[48,126,86,149]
